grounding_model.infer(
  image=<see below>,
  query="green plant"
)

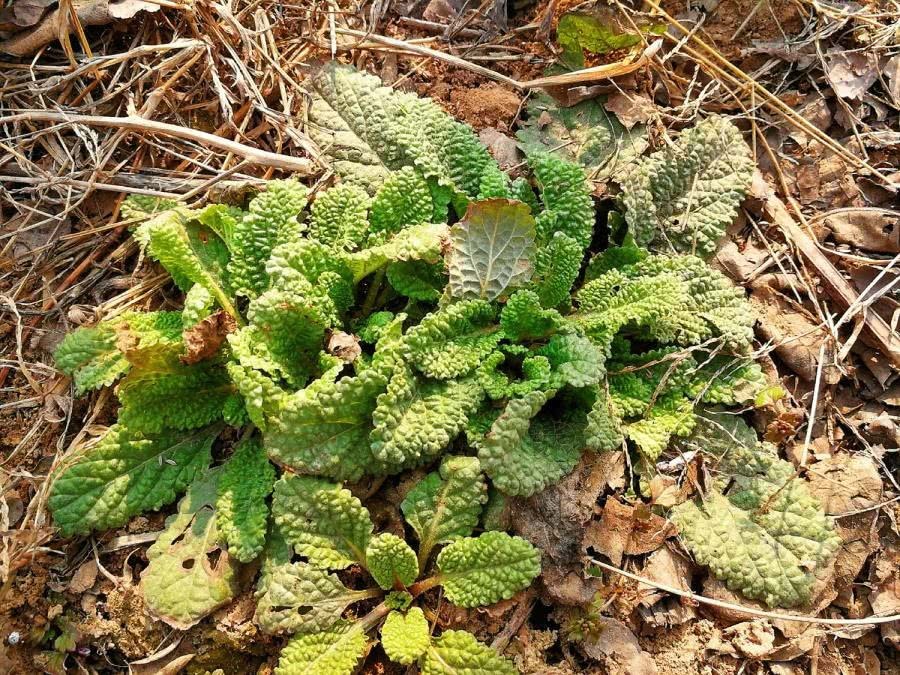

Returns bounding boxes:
[47,62,781,662]
[669,414,840,607]
[258,455,538,674]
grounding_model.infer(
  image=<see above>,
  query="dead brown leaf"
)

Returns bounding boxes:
[0,0,159,56]
[325,330,362,363]
[820,208,900,254]
[825,49,879,100]
[68,560,98,594]
[603,93,655,129]
[579,617,658,674]
[181,311,237,365]
[512,452,625,606]
[583,499,675,566]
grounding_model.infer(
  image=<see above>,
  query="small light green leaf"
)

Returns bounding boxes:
[255,561,376,635]
[216,436,275,563]
[275,620,368,675]
[401,455,487,568]
[272,475,374,569]
[140,468,241,629]
[381,608,430,665]
[365,533,418,590]
[421,630,516,675]
[435,532,540,608]
[49,424,218,536]
[538,332,605,388]
[448,199,536,301]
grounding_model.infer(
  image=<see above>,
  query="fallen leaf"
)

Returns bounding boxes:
[325,330,361,363]
[68,560,98,594]
[0,0,160,56]
[824,49,879,100]
[181,311,237,365]
[603,93,656,129]
[805,453,883,515]
[0,0,55,30]
[579,617,658,674]
[512,452,624,606]
[883,55,900,107]
[821,207,900,254]
[582,498,675,566]
[478,128,521,169]
[635,548,697,627]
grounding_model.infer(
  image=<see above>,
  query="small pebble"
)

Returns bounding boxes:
[7,631,21,645]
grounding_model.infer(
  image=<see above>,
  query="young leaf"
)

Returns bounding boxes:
[228,180,309,299]
[434,532,540,607]
[420,630,516,675]
[135,208,237,319]
[370,166,434,234]
[274,620,368,675]
[140,468,241,629]
[49,424,218,536]
[343,222,449,282]
[216,436,275,563]
[622,115,754,258]
[538,332,605,388]
[308,183,371,251]
[380,608,430,666]
[406,299,501,380]
[255,561,377,635]
[401,455,488,568]
[272,475,374,569]
[365,533,418,590]
[448,199,536,301]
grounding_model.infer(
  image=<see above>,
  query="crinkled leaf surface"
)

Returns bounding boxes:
[406,299,501,380]
[401,455,487,567]
[421,630,516,675]
[272,475,373,569]
[54,311,182,394]
[448,199,535,301]
[49,424,218,536]
[365,533,418,590]
[216,436,275,563]
[370,369,484,469]
[140,468,241,629]
[478,392,585,497]
[435,532,540,607]
[671,440,840,607]
[622,115,754,258]
[381,608,430,665]
[255,561,375,635]
[307,63,496,198]
[274,620,368,675]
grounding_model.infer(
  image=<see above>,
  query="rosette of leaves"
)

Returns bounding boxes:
[260,456,538,674]
[48,63,767,628]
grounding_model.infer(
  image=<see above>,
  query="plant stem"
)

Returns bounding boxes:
[360,268,386,317]
[409,575,443,598]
